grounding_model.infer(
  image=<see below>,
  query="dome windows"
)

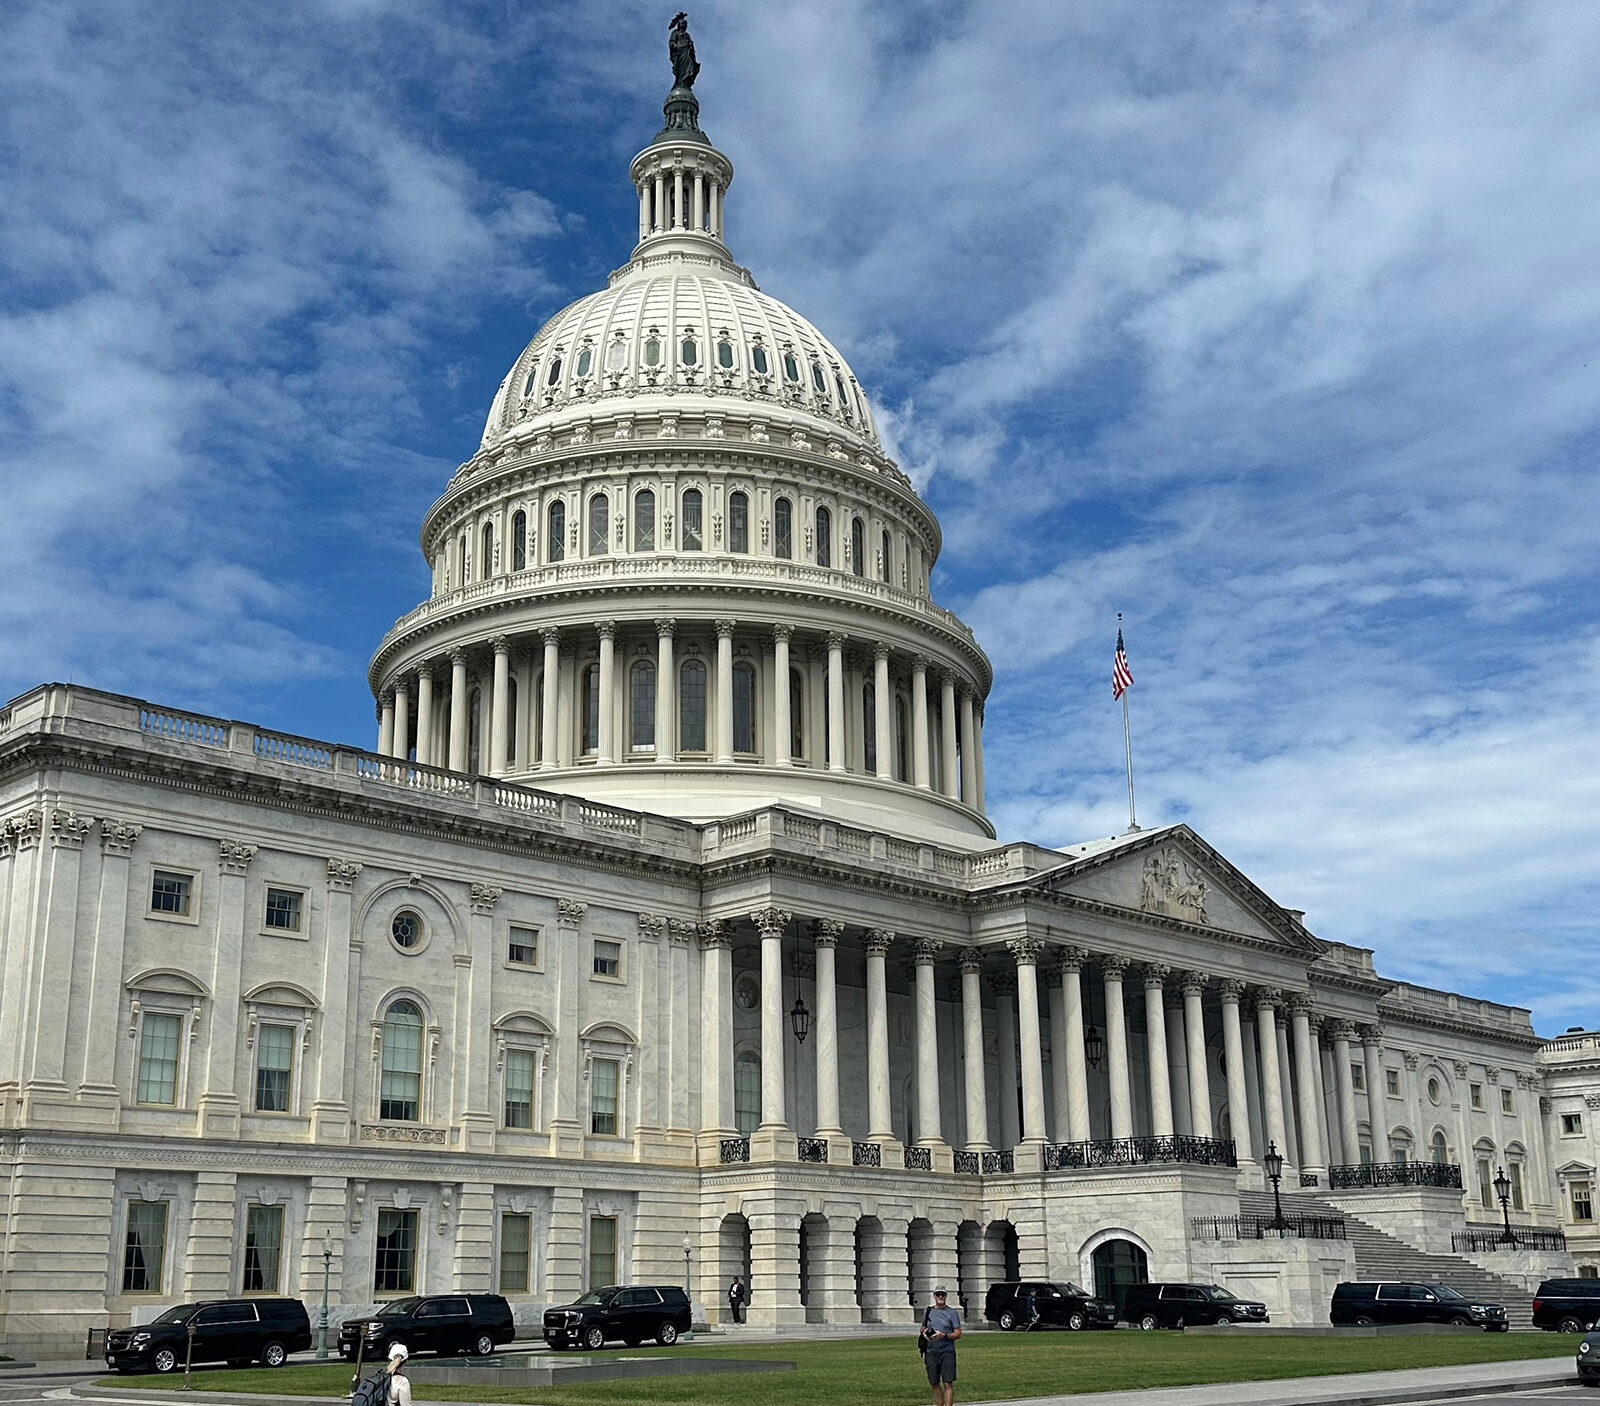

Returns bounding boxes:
[815,506,832,568]
[728,491,750,553]
[642,334,662,369]
[679,659,707,751]
[633,488,656,552]
[606,336,628,373]
[548,500,566,563]
[587,493,609,556]
[680,333,698,366]
[716,336,735,370]
[782,350,801,383]
[811,361,827,394]
[575,345,593,379]
[547,353,564,386]
[522,367,538,398]
[774,497,793,560]
[681,488,703,550]
[751,343,770,376]
[850,517,865,577]
[512,510,527,571]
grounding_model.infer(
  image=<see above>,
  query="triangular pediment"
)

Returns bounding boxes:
[1022,825,1323,953]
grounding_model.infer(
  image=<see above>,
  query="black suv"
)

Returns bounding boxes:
[105,1298,312,1373]
[337,1294,515,1360]
[543,1285,692,1350]
[1534,1278,1600,1333]
[1330,1281,1508,1331]
[985,1280,1116,1331]
[1123,1282,1269,1329]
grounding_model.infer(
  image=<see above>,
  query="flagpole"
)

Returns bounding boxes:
[1118,613,1139,832]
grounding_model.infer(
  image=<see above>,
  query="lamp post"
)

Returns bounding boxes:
[317,1232,332,1360]
[682,1229,692,1291]
[1263,1140,1289,1232]
[1494,1165,1517,1246]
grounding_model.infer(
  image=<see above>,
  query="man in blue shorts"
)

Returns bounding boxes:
[921,1285,962,1406]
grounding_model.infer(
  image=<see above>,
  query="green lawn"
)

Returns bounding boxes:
[97,1331,1576,1406]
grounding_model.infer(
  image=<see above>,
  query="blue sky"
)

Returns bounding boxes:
[2,1,1597,1031]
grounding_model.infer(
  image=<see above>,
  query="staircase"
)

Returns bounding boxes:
[1237,1190,1537,1329]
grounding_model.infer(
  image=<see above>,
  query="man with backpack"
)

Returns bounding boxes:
[918,1286,961,1406]
[351,1342,410,1406]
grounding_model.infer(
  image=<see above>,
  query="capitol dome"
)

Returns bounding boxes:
[367,73,994,844]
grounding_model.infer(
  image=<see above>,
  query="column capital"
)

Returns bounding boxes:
[1181,969,1210,996]
[1052,945,1088,975]
[637,913,668,941]
[1402,1050,1422,1071]
[715,618,737,639]
[1098,954,1130,981]
[958,948,986,975]
[541,626,561,647]
[556,898,588,928]
[863,928,895,957]
[1287,990,1317,1016]
[1359,1022,1383,1046]
[219,839,258,875]
[379,688,395,707]
[100,818,143,857]
[911,653,928,673]
[491,635,512,656]
[1143,962,1172,990]
[449,648,469,667]
[873,640,890,662]
[772,622,794,643]
[470,883,503,914]
[749,906,791,938]
[326,857,363,891]
[667,918,698,946]
[415,661,434,681]
[1328,1019,1358,1043]
[810,917,845,947]
[989,968,1016,996]
[697,920,731,950]
[1254,986,1283,1009]
[49,811,95,850]
[825,630,847,650]
[596,619,618,641]
[1006,936,1045,967]
[654,617,677,639]
[913,937,943,966]
[1216,977,1247,1003]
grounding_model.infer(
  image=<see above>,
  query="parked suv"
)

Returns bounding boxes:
[1533,1278,1600,1333]
[543,1285,692,1350]
[984,1281,1116,1331]
[1330,1281,1508,1331]
[105,1298,312,1373]
[1122,1282,1269,1329]
[337,1294,514,1360]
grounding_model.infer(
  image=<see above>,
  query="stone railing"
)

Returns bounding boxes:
[1328,1160,1462,1190]
[1045,1135,1238,1171]
[1191,1214,1346,1242]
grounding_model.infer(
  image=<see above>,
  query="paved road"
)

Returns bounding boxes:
[1412,1392,1596,1405]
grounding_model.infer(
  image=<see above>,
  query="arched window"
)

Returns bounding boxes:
[505,677,518,768]
[751,343,770,375]
[681,488,703,551]
[512,511,527,571]
[881,530,892,582]
[679,660,707,752]
[587,493,609,556]
[789,668,805,761]
[532,673,544,763]
[581,665,600,755]
[783,350,801,383]
[734,1051,761,1137]
[774,497,793,559]
[863,682,877,773]
[633,488,655,552]
[815,506,832,567]
[894,697,909,781]
[546,353,563,387]
[468,687,482,773]
[458,533,468,584]
[729,491,749,553]
[630,661,656,752]
[480,522,494,579]
[1430,1130,1448,1164]
[836,373,852,416]
[850,517,865,576]
[732,662,756,754]
[379,1000,423,1121]
[547,500,565,563]
[521,367,537,398]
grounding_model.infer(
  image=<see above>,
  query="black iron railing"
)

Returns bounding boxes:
[797,1137,828,1164]
[1453,1226,1568,1253]
[1328,1160,1461,1190]
[904,1145,933,1171]
[1299,1172,1321,1188]
[719,1137,750,1164]
[852,1141,881,1167]
[1045,1135,1237,1170]
[953,1150,980,1174]
[1191,1214,1347,1241]
[982,1149,1015,1174]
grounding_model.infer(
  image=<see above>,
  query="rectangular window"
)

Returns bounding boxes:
[122,1201,168,1292]
[375,1208,419,1292]
[681,492,702,551]
[254,1023,295,1112]
[732,664,755,753]
[1470,1083,1483,1110]
[588,1215,617,1287]
[1385,1069,1400,1096]
[1350,1063,1365,1092]
[136,1012,182,1105]
[1510,1161,1526,1211]
[679,664,706,751]
[1477,1157,1493,1209]
[1580,1265,1599,1279]
[150,869,193,916]
[590,1057,620,1136]
[508,925,538,965]
[242,1204,284,1293]
[1564,1113,1585,1136]
[1501,1087,1515,1114]
[593,940,621,979]
[630,664,656,751]
[499,1213,531,1294]
[1575,1181,1595,1224]
[263,887,302,932]
[1358,1143,1373,1165]
[504,1049,535,1130]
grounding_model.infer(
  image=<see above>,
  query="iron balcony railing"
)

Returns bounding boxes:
[1328,1160,1462,1190]
[851,1141,881,1167]
[982,1149,1015,1174]
[953,1151,980,1175]
[904,1146,933,1171]
[719,1137,750,1164]
[797,1137,828,1164]
[1452,1226,1568,1253]
[1191,1214,1347,1241]
[1045,1135,1237,1171]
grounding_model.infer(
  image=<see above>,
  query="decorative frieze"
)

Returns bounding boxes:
[1139,847,1210,925]
[359,1124,448,1145]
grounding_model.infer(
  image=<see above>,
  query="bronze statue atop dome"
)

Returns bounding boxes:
[669,12,700,90]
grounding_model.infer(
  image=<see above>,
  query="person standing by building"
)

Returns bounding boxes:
[921,1285,961,1406]
[727,1273,747,1324]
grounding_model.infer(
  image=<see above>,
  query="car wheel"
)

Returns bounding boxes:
[1139,1313,1160,1332]
[1562,1317,1588,1334]
[656,1321,680,1346]
[152,1348,178,1374]
[260,1341,287,1368]
[472,1334,495,1357]
[998,1310,1017,1331]
[1447,1314,1472,1328]
[583,1325,606,1351]
[1213,1314,1232,1326]
[1066,1311,1087,1332]
[1353,1315,1375,1326]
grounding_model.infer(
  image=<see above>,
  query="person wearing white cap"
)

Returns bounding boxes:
[919,1285,961,1406]
[383,1342,412,1406]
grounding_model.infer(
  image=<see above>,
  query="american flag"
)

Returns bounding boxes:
[1112,628,1134,700]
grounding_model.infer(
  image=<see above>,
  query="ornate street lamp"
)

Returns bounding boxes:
[1263,1141,1289,1232]
[789,991,811,1044]
[1494,1165,1517,1246]
[1084,1023,1104,1069]
[317,1232,333,1360]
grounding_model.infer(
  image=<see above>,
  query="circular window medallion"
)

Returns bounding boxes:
[1427,1076,1442,1104]
[392,910,423,951]
[733,972,761,1010]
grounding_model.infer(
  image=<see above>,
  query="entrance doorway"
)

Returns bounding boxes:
[1091,1238,1149,1317]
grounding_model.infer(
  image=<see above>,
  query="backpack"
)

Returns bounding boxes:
[351,1372,391,1406]
[916,1306,931,1356]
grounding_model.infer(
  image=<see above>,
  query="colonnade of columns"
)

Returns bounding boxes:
[375,621,986,810]
[636,159,725,242]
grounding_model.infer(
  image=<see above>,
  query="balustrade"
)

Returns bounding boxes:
[1191,1214,1346,1241]
[1328,1160,1462,1190]
[796,1137,828,1164]
[1046,1135,1237,1171]
[851,1141,881,1167]
[719,1137,751,1164]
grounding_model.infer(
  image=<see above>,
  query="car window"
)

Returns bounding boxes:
[1060,1283,1090,1297]
[1208,1285,1238,1301]
[1429,1284,1465,1301]
[153,1305,199,1325]
[1184,1288,1207,1301]
[615,1290,642,1307]
[1376,1285,1403,1300]
[574,1290,611,1306]
[436,1298,471,1316]
[194,1306,230,1324]
[377,1298,420,1318]
[415,1301,444,1318]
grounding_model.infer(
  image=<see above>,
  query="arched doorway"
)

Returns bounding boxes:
[1091,1238,1149,1316]
[855,1215,884,1323]
[719,1213,752,1323]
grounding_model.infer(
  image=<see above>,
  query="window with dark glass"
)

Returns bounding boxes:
[504,1049,534,1129]
[895,697,909,780]
[575,346,592,378]
[499,1213,531,1293]
[243,1204,283,1293]
[581,665,599,755]
[481,523,494,579]
[732,662,756,753]
[680,335,698,366]
[590,1058,620,1135]
[587,493,608,556]
[137,1013,181,1104]
[512,511,527,571]
[783,350,800,382]
[881,530,892,582]
[751,344,770,375]
[728,491,749,553]
[548,500,565,562]
[631,662,656,751]
[811,361,827,393]
[717,338,734,369]
[588,1215,617,1287]
[508,925,538,965]
[593,940,622,978]
[506,676,518,767]
[379,1000,422,1121]
[851,517,865,576]
[522,367,537,398]
[375,1208,418,1292]
[815,506,832,566]
[681,487,703,550]
[546,355,562,385]
[633,489,655,551]
[790,669,805,760]
[254,1024,294,1112]
[122,1201,168,1292]
[264,887,301,931]
[468,686,482,772]
[643,336,661,368]
[150,869,193,916]
[734,1052,760,1136]
[679,660,707,751]
[458,533,468,581]
[774,497,793,559]
[863,683,876,773]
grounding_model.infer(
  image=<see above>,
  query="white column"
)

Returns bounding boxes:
[911,656,930,789]
[1060,949,1091,1143]
[655,619,676,763]
[1142,965,1174,1137]
[673,167,684,228]
[710,181,720,238]
[825,632,846,771]
[541,629,560,770]
[1256,989,1289,1159]
[1276,1012,1301,1168]
[772,625,792,766]
[972,703,986,812]
[391,679,411,761]
[715,619,735,763]
[958,689,977,805]
[638,183,649,242]
[1165,993,1192,1135]
[653,172,665,231]
[939,672,959,799]
[1318,1037,1343,1165]
[1362,1025,1391,1161]
[754,908,790,1130]
[1219,980,1253,1165]
[698,924,733,1136]
[377,693,394,756]
[864,929,894,1141]
[959,951,991,1150]
[596,621,616,764]
[692,172,704,230]
[448,650,469,772]
[489,638,511,775]
[913,939,943,1145]
[1047,959,1070,1142]
[1291,996,1326,1180]
[1183,972,1213,1139]
[873,644,892,781]
[994,972,1020,1148]
[1102,957,1133,1140]
[415,666,435,768]
[1011,939,1047,1145]
[1332,1022,1361,1165]
[812,920,844,1136]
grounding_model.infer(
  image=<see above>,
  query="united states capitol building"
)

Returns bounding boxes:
[2,34,1597,1357]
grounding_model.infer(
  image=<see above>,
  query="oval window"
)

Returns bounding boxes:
[783,351,800,382]
[575,347,593,378]
[751,345,770,375]
[643,337,661,368]
[1428,1077,1442,1104]
[811,361,827,393]
[392,911,422,950]
[522,368,537,398]
[606,339,628,372]
[546,356,563,385]
[681,337,698,366]
[717,339,734,369]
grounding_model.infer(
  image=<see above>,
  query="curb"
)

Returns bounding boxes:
[1286,1370,1576,1406]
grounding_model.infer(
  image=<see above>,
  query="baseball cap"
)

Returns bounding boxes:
[933,1285,948,1294]
[388,1343,409,1363]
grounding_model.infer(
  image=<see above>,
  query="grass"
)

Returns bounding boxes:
[96,1330,1577,1406]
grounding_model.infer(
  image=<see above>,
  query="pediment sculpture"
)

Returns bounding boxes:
[1140,847,1210,925]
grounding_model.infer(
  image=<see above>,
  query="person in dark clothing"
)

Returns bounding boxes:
[727,1274,747,1323]
[921,1285,961,1406]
